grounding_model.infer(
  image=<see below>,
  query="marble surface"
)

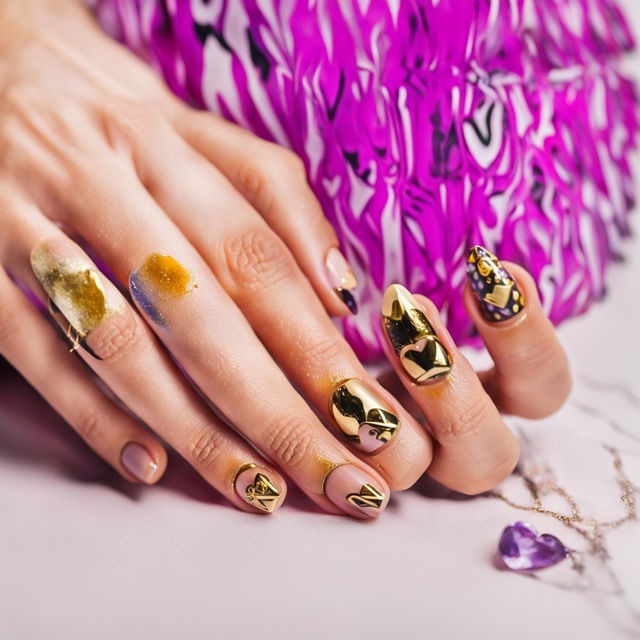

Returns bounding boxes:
[1,4,640,640]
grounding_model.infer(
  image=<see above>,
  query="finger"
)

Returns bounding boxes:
[130,122,433,490]
[173,109,359,316]
[0,265,167,484]
[464,245,572,418]
[11,213,288,514]
[51,126,389,519]
[380,285,520,495]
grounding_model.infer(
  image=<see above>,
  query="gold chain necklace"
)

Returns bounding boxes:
[489,445,639,570]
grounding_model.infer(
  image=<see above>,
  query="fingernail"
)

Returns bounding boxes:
[323,464,388,518]
[325,247,358,314]
[31,243,114,358]
[129,253,197,327]
[381,284,452,384]
[466,245,526,323]
[330,379,399,454]
[121,442,159,484]
[234,464,284,514]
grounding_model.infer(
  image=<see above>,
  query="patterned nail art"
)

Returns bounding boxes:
[129,253,197,326]
[330,379,398,453]
[234,464,283,513]
[466,245,526,323]
[381,284,452,384]
[323,464,388,518]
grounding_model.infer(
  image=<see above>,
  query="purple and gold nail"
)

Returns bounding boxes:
[129,253,197,326]
[466,245,526,323]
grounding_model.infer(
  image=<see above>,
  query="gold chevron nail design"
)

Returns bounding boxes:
[346,484,385,509]
[244,473,281,513]
[330,379,399,453]
[381,284,452,384]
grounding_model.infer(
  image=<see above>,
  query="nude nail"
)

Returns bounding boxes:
[234,464,284,514]
[121,442,159,484]
[324,464,389,518]
[325,247,358,314]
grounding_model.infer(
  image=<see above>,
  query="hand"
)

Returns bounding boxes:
[0,0,571,517]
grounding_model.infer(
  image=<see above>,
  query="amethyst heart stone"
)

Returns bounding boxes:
[499,522,568,571]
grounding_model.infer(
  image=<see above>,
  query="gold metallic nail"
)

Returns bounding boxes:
[330,379,398,453]
[381,284,452,384]
[32,245,117,357]
[233,463,282,513]
[346,484,385,509]
[466,245,526,323]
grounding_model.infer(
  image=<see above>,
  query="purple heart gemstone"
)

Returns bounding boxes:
[499,521,568,571]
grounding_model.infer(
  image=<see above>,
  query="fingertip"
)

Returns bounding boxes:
[120,440,167,485]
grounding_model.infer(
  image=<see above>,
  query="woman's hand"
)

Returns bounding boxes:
[0,0,570,517]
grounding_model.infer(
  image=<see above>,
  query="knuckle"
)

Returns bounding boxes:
[104,97,162,143]
[85,309,145,364]
[223,229,295,292]
[439,397,495,441]
[297,336,343,372]
[189,428,228,468]
[237,144,306,205]
[266,416,313,468]
[74,408,104,442]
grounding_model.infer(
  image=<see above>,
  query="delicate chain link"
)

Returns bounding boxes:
[489,445,638,564]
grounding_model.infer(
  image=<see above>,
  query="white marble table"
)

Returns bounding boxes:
[1,3,639,639]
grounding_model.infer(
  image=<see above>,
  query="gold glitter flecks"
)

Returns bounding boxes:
[31,247,110,338]
[138,253,197,299]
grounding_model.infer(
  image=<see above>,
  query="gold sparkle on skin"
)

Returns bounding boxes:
[137,253,197,299]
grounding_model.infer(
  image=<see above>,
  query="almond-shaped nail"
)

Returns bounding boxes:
[381,284,452,384]
[234,464,284,514]
[324,464,389,518]
[466,245,526,323]
[326,247,358,314]
[330,379,399,453]
[121,442,159,484]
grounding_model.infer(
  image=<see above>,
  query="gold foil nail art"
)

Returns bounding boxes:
[346,484,385,509]
[31,245,116,355]
[330,379,399,453]
[382,284,452,384]
[234,463,282,513]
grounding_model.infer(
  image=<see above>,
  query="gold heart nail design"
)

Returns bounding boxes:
[382,285,452,385]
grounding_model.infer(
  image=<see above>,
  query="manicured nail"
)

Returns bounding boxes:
[234,464,283,514]
[330,379,399,453]
[381,284,452,384]
[129,253,197,327]
[466,245,526,323]
[121,442,159,484]
[325,247,358,314]
[323,464,388,518]
[31,244,116,358]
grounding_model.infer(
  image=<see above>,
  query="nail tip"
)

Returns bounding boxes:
[337,288,358,314]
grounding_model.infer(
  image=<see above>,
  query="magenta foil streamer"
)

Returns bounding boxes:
[91,0,638,360]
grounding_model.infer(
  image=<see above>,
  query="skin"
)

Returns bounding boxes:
[0,0,571,516]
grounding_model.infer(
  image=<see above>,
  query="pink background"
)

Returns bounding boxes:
[1,2,639,637]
